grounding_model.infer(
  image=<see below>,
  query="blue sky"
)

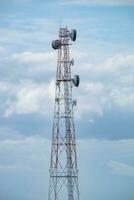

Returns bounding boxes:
[0,0,134,200]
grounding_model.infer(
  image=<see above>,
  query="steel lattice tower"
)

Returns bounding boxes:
[48,26,80,200]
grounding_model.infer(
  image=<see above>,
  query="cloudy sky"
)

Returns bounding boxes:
[0,0,134,200]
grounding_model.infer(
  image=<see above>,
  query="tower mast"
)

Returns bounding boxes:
[48,26,80,200]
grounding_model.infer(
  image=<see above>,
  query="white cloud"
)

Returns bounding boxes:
[60,0,134,6]
[11,51,56,75]
[80,81,105,94]
[75,81,134,121]
[2,0,134,5]
[109,160,134,176]
[0,19,54,52]
[75,81,108,120]
[4,80,55,117]
[12,51,56,64]
[1,52,134,121]
[73,53,134,120]
[95,54,134,74]
[78,54,134,77]
[111,88,134,108]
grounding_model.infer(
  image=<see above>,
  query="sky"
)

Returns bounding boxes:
[0,0,134,200]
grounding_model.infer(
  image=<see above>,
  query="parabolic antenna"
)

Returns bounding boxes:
[70,29,77,41]
[52,40,61,49]
[73,75,80,87]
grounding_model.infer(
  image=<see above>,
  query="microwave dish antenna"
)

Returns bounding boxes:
[70,29,77,41]
[73,75,80,87]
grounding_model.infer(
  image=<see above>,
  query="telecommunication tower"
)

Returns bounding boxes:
[48,26,80,200]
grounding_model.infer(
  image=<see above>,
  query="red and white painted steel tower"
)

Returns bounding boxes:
[48,26,80,200]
